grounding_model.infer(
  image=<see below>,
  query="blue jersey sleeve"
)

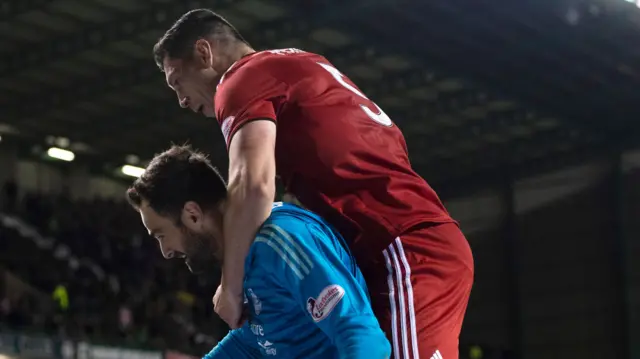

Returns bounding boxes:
[254,221,391,359]
[203,327,261,359]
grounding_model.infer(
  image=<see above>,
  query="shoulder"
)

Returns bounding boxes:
[248,203,317,279]
[246,49,317,70]
[214,51,291,115]
[218,49,325,90]
[218,50,287,86]
[255,203,313,251]
[262,202,331,239]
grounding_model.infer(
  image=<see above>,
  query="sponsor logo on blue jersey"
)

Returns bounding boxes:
[306,284,345,322]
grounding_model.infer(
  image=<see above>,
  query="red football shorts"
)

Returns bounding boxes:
[362,223,474,359]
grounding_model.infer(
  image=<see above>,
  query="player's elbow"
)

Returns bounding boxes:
[228,171,275,203]
[339,334,391,359]
[355,331,391,359]
[334,320,391,359]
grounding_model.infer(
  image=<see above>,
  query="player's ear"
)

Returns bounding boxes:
[194,39,212,68]
[182,201,203,225]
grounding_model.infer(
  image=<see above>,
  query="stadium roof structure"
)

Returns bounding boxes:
[1,0,640,193]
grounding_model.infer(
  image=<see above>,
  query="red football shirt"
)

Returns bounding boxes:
[215,49,454,259]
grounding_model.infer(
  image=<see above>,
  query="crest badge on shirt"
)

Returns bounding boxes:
[306,284,345,322]
[220,116,234,144]
[247,288,262,315]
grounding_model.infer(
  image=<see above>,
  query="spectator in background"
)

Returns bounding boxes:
[0,276,9,326]
[52,283,69,312]
[118,303,133,339]
[1,181,230,354]
[2,178,17,212]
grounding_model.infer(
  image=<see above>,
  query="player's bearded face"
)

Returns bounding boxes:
[178,223,220,275]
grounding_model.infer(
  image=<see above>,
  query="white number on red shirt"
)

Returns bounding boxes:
[317,62,393,127]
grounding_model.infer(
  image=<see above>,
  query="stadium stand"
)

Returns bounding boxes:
[0,184,223,356]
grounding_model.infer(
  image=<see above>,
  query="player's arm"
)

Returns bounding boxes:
[222,120,276,297]
[203,327,260,359]
[216,61,285,308]
[256,223,391,359]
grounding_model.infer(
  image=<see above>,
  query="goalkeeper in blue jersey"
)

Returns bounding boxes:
[125,145,391,359]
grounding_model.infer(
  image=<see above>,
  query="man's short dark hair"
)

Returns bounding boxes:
[153,8,248,70]
[126,145,227,221]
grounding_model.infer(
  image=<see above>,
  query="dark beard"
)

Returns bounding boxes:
[180,226,219,276]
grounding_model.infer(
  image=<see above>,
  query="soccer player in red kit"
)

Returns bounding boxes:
[153,9,474,359]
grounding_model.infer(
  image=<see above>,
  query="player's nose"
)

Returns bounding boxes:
[159,245,175,259]
[178,96,189,109]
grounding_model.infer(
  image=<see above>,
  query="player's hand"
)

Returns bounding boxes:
[213,284,246,329]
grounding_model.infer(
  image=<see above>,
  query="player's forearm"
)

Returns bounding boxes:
[203,344,232,359]
[222,171,274,293]
[223,120,277,294]
[203,331,254,359]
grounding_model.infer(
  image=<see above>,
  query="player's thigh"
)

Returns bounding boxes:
[367,223,474,359]
[418,341,459,359]
[370,291,468,359]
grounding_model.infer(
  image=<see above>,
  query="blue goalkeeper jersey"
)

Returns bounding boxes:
[204,203,390,359]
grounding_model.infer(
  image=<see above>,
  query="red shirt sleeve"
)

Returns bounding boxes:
[215,58,288,148]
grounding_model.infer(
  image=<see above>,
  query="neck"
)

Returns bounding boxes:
[237,43,256,58]
[210,205,226,262]
[229,44,255,68]
[218,44,255,72]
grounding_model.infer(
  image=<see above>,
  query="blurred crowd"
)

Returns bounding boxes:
[0,179,224,354]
